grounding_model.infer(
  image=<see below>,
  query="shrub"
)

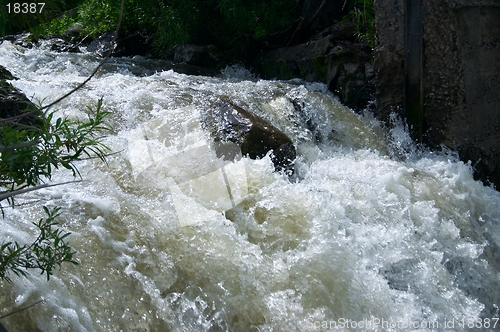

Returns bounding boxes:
[0,0,84,36]
[0,97,110,281]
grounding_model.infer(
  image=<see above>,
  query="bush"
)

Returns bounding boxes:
[0,0,84,36]
[341,0,375,47]
[0,96,110,281]
[0,206,77,281]
[71,0,300,61]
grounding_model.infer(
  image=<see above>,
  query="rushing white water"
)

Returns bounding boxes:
[1,40,500,331]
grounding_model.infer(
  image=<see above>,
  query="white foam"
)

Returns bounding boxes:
[1,42,499,331]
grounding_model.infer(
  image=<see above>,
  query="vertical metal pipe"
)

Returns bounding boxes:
[404,0,423,141]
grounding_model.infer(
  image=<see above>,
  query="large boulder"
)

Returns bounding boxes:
[253,25,374,111]
[201,98,296,174]
[86,31,116,57]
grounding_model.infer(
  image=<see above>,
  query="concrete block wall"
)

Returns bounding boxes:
[374,0,500,188]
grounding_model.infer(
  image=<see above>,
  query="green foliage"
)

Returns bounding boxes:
[0,0,84,36]
[0,98,110,281]
[150,3,191,57]
[70,0,300,60]
[39,14,77,36]
[0,99,110,205]
[212,0,299,62]
[215,0,297,40]
[0,206,77,281]
[343,0,375,47]
[76,0,121,36]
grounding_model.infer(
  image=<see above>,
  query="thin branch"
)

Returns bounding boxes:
[305,0,327,27]
[1,120,46,132]
[39,0,125,111]
[342,0,348,10]
[285,0,326,47]
[0,140,41,152]
[0,109,43,125]
[0,180,83,201]
[1,199,42,209]
[0,298,46,320]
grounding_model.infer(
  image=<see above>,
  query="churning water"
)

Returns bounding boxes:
[1,40,500,331]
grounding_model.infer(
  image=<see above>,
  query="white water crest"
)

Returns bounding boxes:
[1,40,500,331]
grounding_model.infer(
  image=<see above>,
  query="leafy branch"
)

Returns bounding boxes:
[0,0,123,286]
[0,98,110,282]
[0,206,77,282]
[0,98,111,209]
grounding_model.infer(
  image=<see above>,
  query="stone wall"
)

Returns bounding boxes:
[422,0,465,147]
[374,0,500,188]
[253,26,374,111]
[373,0,405,119]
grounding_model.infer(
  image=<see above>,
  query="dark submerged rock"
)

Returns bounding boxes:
[87,31,152,57]
[171,63,220,77]
[87,32,116,57]
[202,98,296,174]
[49,38,80,53]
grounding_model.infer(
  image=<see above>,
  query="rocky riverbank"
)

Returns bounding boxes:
[2,0,499,190]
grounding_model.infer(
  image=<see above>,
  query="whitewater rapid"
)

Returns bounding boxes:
[1,40,500,331]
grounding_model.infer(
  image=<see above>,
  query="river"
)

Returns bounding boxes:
[1,40,500,331]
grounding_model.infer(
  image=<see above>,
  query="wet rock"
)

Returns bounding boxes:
[87,32,116,57]
[381,259,418,292]
[87,31,152,57]
[253,26,374,111]
[0,65,42,125]
[112,32,151,57]
[49,38,80,53]
[0,65,16,80]
[171,63,220,77]
[7,33,40,48]
[173,44,218,67]
[63,22,84,40]
[201,98,296,174]
[372,0,405,120]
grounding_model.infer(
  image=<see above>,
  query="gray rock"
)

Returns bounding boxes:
[201,98,296,175]
[87,31,116,57]
[173,44,217,67]
[253,26,374,111]
[0,65,42,125]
